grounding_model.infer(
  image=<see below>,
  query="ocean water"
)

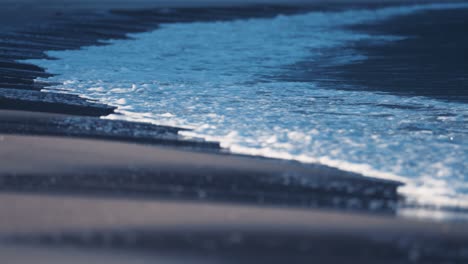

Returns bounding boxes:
[26,3,468,211]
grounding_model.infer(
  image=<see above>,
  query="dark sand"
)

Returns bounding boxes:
[0,110,401,212]
[1,0,468,263]
[279,4,468,103]
[6,113,467,263]
[1,192,468,263]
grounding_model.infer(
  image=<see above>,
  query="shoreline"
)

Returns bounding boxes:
[1,4,319,116]
[0,2,404,181]
[0,125,401,212]
[0,0,466,218]
[1,1,468,262]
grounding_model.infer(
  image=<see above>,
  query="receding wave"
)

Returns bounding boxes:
[25,2,468,210]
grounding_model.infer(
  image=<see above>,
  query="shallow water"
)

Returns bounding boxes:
[26,3,468,210]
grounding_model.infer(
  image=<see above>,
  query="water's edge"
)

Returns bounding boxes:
[12,3,468,220]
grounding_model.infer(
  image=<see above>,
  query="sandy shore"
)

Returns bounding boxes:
[1,110,468,262]
[0,110,401,212]
[1,0,468,263]
[1,192,468,263]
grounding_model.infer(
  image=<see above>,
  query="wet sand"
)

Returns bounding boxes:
[0,110,401,211]
[277,3,468,103]
[331,7,468,102]
[1,192,468,264]
[1,0,468,263]
[3,111,453,263]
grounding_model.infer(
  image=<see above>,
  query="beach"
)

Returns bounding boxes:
[1,0,468,263]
